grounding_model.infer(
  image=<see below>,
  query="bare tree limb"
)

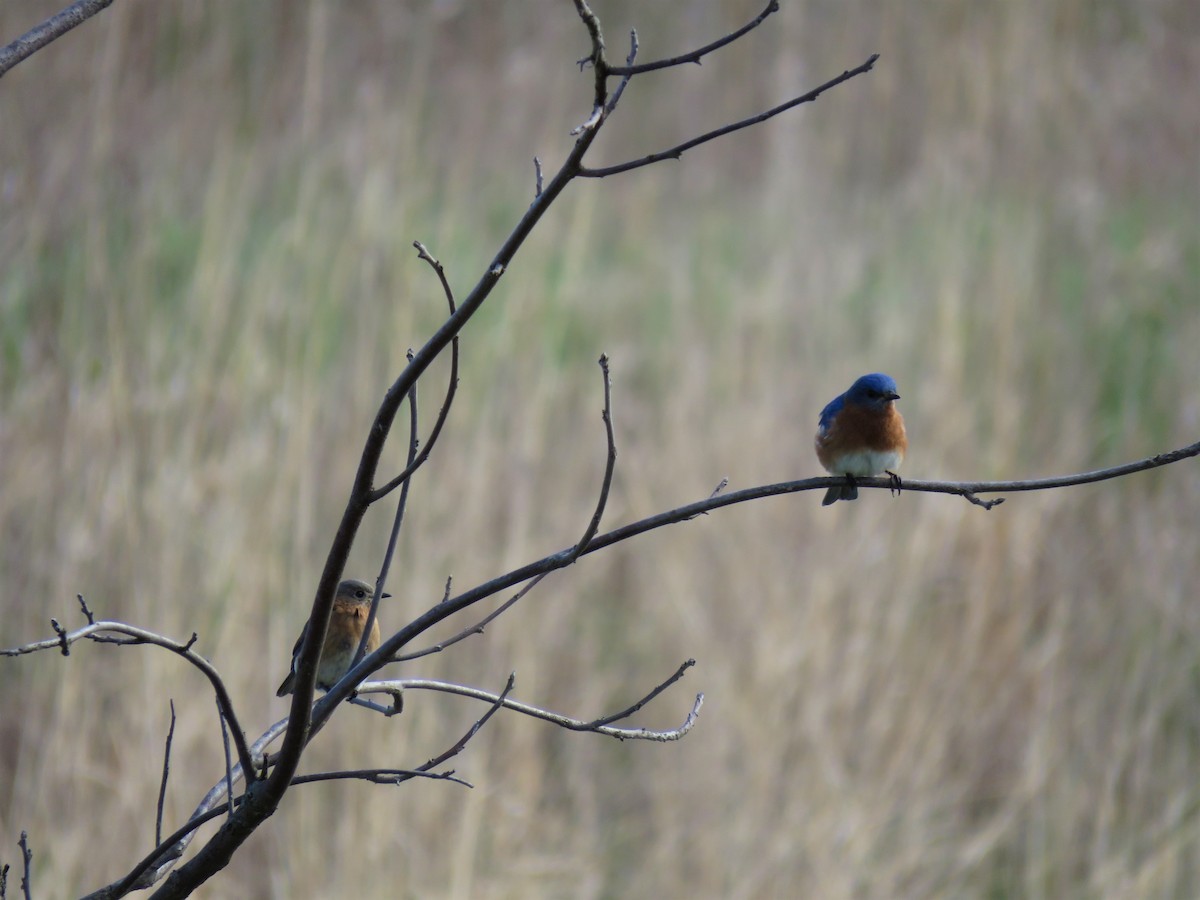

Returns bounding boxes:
[394,571,553,664]
[579,53,880,177]
[352,353,417,672]
[369,243,461,503]
[216,698,235,824]
[607,0,779,76]
[359,677,704,743]
[0,619,256,788]
[17,832,31,900]
[155,701,176,846]
[292,768,472,790]
[604,30,639,115]
[577,659,696,730]
[0,0,114,79]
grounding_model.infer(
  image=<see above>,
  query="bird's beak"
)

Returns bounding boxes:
[383,591,392,599]
[886,391,900,401]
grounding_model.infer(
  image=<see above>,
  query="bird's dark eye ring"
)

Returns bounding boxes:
[355,589,366,599]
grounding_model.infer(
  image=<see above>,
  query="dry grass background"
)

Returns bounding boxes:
[2,1,1200,897]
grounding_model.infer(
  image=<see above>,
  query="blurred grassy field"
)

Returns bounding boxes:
[2,1,1200,897]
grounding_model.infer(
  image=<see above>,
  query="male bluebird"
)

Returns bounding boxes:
[276,578,388,696]
[814,372,907,506]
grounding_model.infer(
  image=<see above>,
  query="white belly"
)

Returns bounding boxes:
[828,449,902,477]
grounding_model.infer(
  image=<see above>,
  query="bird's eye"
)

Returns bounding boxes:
[355,589,367,599]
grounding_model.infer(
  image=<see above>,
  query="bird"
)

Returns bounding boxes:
[815,372,907,506]
[276,578,388,697]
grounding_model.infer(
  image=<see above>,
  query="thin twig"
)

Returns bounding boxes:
[17,832,30,900]
[533,157,544,197]
[77,593,96,624]
[565,354,618,562]
[369,242,460,502]
[607,0,779,75]
[579,659,696,729]
[358,678,704,743]
[217,697,235,823]
[604,30,639,115]
[419,674,517,771]
[580,53,880,177]
[353,352,418,671]
[293,768,472,789]
[0,0,114,79]
[155,701,176,846]
[395,571,553,663]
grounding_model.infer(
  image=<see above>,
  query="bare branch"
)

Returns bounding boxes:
[418,673,516,771]
[77,593,96,624]
[353,355,417,672]
[0,620,256,786]
[0,0,114,79]
[572,0,609,122]
[369,243,461,503]
[567,354,618,561]
[216,698,235,824]
[357,440,1200,678]
[607,0,779,76]
[360,678,703,743]
[604,30,639,115]
[533,156,544,198]
[155,701,176,846]
[578,659,696,730]
[395,571,553,663]
[580,53,880,177]
[17,832,31,900]
[293,768,472,790]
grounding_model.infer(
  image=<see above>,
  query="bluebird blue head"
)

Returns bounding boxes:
[843,372,900,410]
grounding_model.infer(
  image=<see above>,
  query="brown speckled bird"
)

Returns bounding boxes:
[276,578,387,697]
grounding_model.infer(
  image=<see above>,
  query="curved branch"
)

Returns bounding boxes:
[292,768,472,790]
[354,358,417,671]
[0,0,114,79]
[369,242,460,503]
[580,53,880,178]
[1,619,255,785]
[567,354,617,560]
[359,676,703,743]
[607,0,779,76]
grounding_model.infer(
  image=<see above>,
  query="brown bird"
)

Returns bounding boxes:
[276,578,387,697]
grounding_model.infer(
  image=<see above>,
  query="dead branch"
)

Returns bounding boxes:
[358,675,704,743]
[0,0,114,79]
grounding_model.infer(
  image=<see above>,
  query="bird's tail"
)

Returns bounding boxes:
[822,482,858,505]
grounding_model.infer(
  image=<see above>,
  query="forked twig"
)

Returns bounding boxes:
[359,676,703,743]
[580,53,880,177]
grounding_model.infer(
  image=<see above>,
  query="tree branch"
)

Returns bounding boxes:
[368,242,461,503]
[359,677,703,743]
[580,53,880,177]
[155,701,176,846]
[0,0,114,79]
[0,618,256,786]
[607,0,779,76]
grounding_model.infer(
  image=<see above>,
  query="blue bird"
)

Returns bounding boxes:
[815,373,907,505]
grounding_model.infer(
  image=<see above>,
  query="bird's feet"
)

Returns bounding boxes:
[886,470,902,497]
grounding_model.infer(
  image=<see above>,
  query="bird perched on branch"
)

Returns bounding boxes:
[276,578,387,696]
[815,372,907,506]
